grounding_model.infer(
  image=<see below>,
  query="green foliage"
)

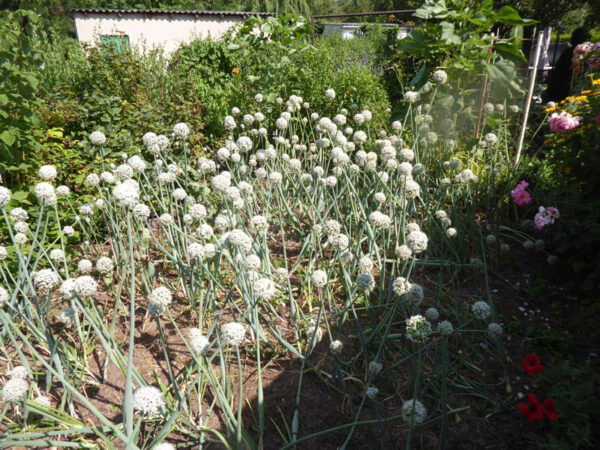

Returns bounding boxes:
[0,10,45,186]
[528,74,600,290]
[527,360,600,449]
[389,0,533,136]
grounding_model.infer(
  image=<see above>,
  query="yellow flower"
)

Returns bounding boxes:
[544,106,559,113]
[592,79,600,86]
[573,95,587,102]
[581,90,592,94]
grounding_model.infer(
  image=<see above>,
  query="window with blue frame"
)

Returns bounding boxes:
[100,35,130,55]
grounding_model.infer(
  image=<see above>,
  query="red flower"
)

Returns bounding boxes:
[519,394,544,422]
[542,398,558,420]
[522,354,544,375]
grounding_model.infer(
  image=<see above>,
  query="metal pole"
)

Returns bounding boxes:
[516,30,544,166]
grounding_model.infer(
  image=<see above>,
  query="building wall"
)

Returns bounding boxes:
[73,12,244,55]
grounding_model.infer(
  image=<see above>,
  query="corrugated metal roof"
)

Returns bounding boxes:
[71,8,273,18]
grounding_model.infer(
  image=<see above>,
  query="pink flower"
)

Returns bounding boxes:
[548,112,580,132]
[595,111,600,125]
[513,190,531,206]
[511,180,531,206]
[534,206,560,230]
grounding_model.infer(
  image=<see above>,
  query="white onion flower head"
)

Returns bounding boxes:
[59,278,76,301]
[150,286,172,308]
[305,325,323,344]
[404,91,420,103]
[311,270,328,289]
[356,273,376,292]
[172,188,187,201]
[78,259,93,274]
[425,307,440,321]
[402,399,427,424]
[328,233,349,251]
[128,155,147,174]
[89,131,106,146]
[472,301,491,320]
[224,115,236,131]
[456,169,478,184]
[252,278,275,301]
[392,120,403,131]
[57,307,77,326]
[49,248,64,262]
[74,276,97,297]
[406,315,432,342]
[0,286,9,306]
[446,227,457,238]
[1,377,28,402]
[38,165,57,180]
[133,386,164,418]
[250,215,268,233]
[159,213,174,226]
[197,223,213,240]
[113,179,140,208]
[96,257,114,275]
[13,221,29,233]
[325,88,336,100]
[133,203,150,220]
[173,122,190,139]
[353,113,365,126]
[488,322,503,338]
[85,173,100,187]
[330,340,343,355]
[366,386,378,400]
[221,322,246,347]
[187,243,205,260]
[369,211,391,229]
[189,328,210,356]
[396,244,412,261]
[33,269,60,292]
[353,131,367,144]
[437,320,454,335]
[0,187,12,208]
[369,361,383,376]
[268,172,283,185]
[10,366,28,380]
[189,204,207,221]
[404,179,421,199]
[34,182,57,206]
[432,69,448,84]
[114,164,133,181]
[226,229,253,254]
[142,132,158,147]
[358,256,374,274]
[275,117,288,130]
[14,232,27,245]
[406,230,428,254]
[153,444,175,450]
[484,132,498,146]
[100,172,115,184]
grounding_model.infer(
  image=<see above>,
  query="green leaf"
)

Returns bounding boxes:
[0,130,16,146]
[494,41,527,63]
[486,59,516,83]
[11,191,29,201]
[440,21,462,45]
[495,6,538,26]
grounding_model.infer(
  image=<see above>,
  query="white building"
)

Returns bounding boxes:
[322,23,410,40]
[71,8,272,55]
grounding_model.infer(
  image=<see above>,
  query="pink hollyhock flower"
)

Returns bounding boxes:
[595,111,600,125]
[548,112,580,132]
